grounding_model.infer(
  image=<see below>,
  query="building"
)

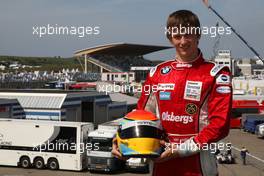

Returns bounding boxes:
[0,90,128,126]
[109,92,138,112]
[232,78,264,95]
[130,66,154,82]
[0,99,25,119]
[214,50,234,75]
[234,57,264,77]
[74,43,172,74]
[101,72,135,83]
[253,69,264,76]
[236,59,253,76]
[213,50,264,77]
[252,57,264,77]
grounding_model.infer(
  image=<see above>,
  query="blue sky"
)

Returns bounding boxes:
[0,0,263,61]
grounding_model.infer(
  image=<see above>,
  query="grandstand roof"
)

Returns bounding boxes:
[74,43,172,57]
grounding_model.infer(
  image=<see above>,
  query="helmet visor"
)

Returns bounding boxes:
[118,120,163,139]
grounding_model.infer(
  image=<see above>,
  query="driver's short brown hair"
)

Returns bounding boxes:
[166,10,201,40]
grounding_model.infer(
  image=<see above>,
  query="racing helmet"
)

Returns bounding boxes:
[116,110,163,158]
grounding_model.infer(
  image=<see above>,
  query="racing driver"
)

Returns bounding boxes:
[113,10,232,176]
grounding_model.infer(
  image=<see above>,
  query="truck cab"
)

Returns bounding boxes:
[126,158,149,173]
[87,120,124,172]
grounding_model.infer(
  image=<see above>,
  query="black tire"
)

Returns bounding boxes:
[142,166,149,173]
[34,157,45,169]
[20,156,31,168]
[231,158,235,164]
[218,158,223,164]
[257,134,263,138]
[48,158,59,170]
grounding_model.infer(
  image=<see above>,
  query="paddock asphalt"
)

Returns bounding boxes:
[0,129,263,176]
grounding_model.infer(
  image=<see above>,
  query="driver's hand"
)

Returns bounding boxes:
[153,140,180,163]
[111,137,128,161]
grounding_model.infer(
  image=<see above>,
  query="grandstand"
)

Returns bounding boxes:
[74,43,172,73]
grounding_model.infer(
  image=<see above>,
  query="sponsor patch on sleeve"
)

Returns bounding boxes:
[216,74,230,85]
[184,81,202,101]
[216,86,231,94]
[210,64,225,76]
[149,67,157,77]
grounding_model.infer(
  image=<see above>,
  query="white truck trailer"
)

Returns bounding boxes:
[0,118,94,171]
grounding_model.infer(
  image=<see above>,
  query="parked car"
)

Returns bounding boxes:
[255,123,264,138]
[243,118,264,134]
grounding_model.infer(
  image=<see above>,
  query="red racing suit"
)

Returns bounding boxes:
[137,52,232,176]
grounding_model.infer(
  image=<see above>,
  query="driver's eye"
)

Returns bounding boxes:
[173,35,182,40]
[172,34,194,40]
[185,34,193,38]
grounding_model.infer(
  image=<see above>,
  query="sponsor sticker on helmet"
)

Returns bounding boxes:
[121,120,161,130]
[216,86,231,94]
[184,81,202,101]
[161,66,171,75]
[216,74,230,85]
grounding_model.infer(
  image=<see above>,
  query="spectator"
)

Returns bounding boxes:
[240,146,249,165]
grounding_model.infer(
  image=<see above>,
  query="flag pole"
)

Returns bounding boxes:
[203,0,264,64]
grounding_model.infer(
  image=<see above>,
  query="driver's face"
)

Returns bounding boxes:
[170,33,200,60]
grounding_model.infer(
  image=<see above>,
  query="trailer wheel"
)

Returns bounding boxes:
[218,158,223,164]
[34,157,45,169]
[257,133,263,138]
[48,158,59,170]
[141,166,149,173]
[20,156,31,168]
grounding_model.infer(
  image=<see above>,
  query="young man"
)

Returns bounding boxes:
[113,10,232,176]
